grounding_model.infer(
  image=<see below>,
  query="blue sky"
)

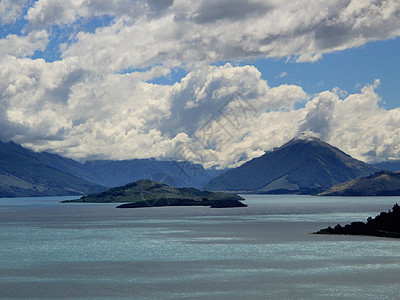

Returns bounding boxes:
[151,37,400,110]
[254,38,400,110]
[1,0,400,167]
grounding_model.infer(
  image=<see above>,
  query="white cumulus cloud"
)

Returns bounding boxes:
[58,0,400,72]
[0,0,27,25]
[1,1,400,168]
[0,30,48,57]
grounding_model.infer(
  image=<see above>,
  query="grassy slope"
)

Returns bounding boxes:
[319,171,400,196]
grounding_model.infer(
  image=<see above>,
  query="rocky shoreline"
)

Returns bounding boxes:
[116,198,247,208]
[314,204,400,238]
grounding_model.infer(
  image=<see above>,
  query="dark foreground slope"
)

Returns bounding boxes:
[319,171,400,196]
[62,179,247,208]
[315,204,400,238]
[205,135,379,194]
[0,141,105,197]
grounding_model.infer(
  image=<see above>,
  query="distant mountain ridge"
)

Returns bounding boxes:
[0,140,222,197]
[32,148,221,189]
[205,135,380,193]
[372,160,400,172]
[35,152,215,189]
[80,159,214,189]
[0,141,105,197]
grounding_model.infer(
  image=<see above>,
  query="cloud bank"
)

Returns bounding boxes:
[1,61,399,167]
[1,1,400,167]
[20,0,400,68]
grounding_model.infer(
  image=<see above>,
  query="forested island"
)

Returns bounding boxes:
[314,204,400,238]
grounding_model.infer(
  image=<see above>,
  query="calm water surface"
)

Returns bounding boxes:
[1,195,400,299]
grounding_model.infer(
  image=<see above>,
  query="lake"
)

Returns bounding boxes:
[1,195,400,299]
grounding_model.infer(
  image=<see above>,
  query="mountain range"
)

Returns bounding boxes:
[205,134,381,193]
[2,135,398,197]
[0,140,220,197]
[80,159,216,189]
[372,160,400,172]
[35,150,217,189]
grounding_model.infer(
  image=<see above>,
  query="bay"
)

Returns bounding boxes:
[1,195,400,299]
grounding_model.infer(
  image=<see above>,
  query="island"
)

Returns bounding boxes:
[62,179,247,208]
[314,204,400,238]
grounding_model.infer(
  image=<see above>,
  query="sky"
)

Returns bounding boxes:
[1,0,400,168]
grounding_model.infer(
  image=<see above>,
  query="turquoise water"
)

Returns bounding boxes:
[1,195,400,299]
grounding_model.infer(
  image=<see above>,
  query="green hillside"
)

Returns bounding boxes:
[319,171,400,196]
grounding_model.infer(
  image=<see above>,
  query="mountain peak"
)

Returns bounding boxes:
[280,132,329,150]
[292,132,321,143]
[205,136,380,193]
